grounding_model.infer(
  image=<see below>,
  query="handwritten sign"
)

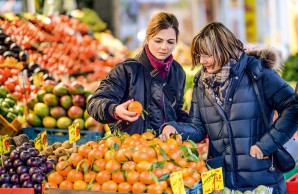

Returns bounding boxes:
[69,121,80,144]
[34,133,42,151]
[201,167,224,194]
[33,72,44,86]
[41,131,48,148]
[170,171,186,194]
[1,135,10,154]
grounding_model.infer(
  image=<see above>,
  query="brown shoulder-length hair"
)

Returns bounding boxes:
[191,22,243,70]
[145,11,179,44]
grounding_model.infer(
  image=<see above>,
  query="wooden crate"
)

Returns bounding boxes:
[0,115,22,137]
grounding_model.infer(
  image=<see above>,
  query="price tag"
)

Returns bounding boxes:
[33,72,44,86]
[0,136,3,155]
[34,133,42,151]
[201,167,224,194]
[170,171,186,194]
[2,135,10,154]
[69,121,80,144]
[41,131,48,149]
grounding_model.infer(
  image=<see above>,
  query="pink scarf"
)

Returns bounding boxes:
[145,45,173,79]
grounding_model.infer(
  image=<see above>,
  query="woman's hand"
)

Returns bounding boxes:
[250,145,267,159]
[114,99,140,122]
[159,125,178,141]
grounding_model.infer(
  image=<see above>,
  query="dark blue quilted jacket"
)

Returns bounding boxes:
[166,50,298,193]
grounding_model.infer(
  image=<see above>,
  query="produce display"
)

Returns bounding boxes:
[25,80,103,131]
[43,130,207,193]
[0,134,55,194]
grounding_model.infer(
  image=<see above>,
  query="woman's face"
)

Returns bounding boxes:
[199,54,221,74]
[147,28,176,61]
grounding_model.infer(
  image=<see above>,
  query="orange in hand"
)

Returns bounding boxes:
[128,101,143,115]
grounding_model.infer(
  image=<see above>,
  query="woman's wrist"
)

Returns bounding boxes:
[113,106,121,120]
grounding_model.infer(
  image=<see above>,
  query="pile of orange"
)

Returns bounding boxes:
[45,131,208,193]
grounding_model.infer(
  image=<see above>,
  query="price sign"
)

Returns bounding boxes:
[41,131,48,148]
[2,135,10,154]
[170,171,186,194]
[0,136,3,155]
[201,167,224,194]
[34,133,42,151]
[33,72,44,86]
[69,121,80,144]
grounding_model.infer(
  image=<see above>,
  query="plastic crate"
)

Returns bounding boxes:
[286,173,298,194]
[186,182,202,194]
[0,115,22,137]
[22,127,104,145]
[0,188,34,194]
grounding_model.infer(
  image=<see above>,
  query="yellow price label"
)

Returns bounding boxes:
[201,167,224,194]
[0,136,3,155]
[69,121,80,144]
[170,171,186,194]
[34,134,42,151]
[2,135,10,154]
[33,72,44,86]
[41,131,48,149]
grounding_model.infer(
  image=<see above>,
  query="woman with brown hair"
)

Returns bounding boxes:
[87,11,188,135]
[160,22,298,193]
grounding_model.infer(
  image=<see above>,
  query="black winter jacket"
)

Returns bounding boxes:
[87,49,188,135]
[165,50,298,193]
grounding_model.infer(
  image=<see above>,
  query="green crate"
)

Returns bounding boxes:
[22,127,104,145]
[284,166,298,180]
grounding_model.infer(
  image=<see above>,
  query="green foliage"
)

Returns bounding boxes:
[282,53,298,82]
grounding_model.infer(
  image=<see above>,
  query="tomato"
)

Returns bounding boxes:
[128,101,143,114]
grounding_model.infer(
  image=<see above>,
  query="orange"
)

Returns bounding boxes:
[73,180,88,190]
[101,180,118,192]
[59,180,73,189]
[55,161,72,177]
[128,101,143,114]
[118,182,132,192]
[47,172,63,185]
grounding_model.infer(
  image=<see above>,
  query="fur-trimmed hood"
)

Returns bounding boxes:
[245,48,283,70]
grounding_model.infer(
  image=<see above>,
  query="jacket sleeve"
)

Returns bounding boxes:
[256,68,298,156]
[86,63,128,123]
[175,72,189,122]
[161,84,206,143]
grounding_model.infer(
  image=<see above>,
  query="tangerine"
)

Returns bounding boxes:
[128,101,143,114]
